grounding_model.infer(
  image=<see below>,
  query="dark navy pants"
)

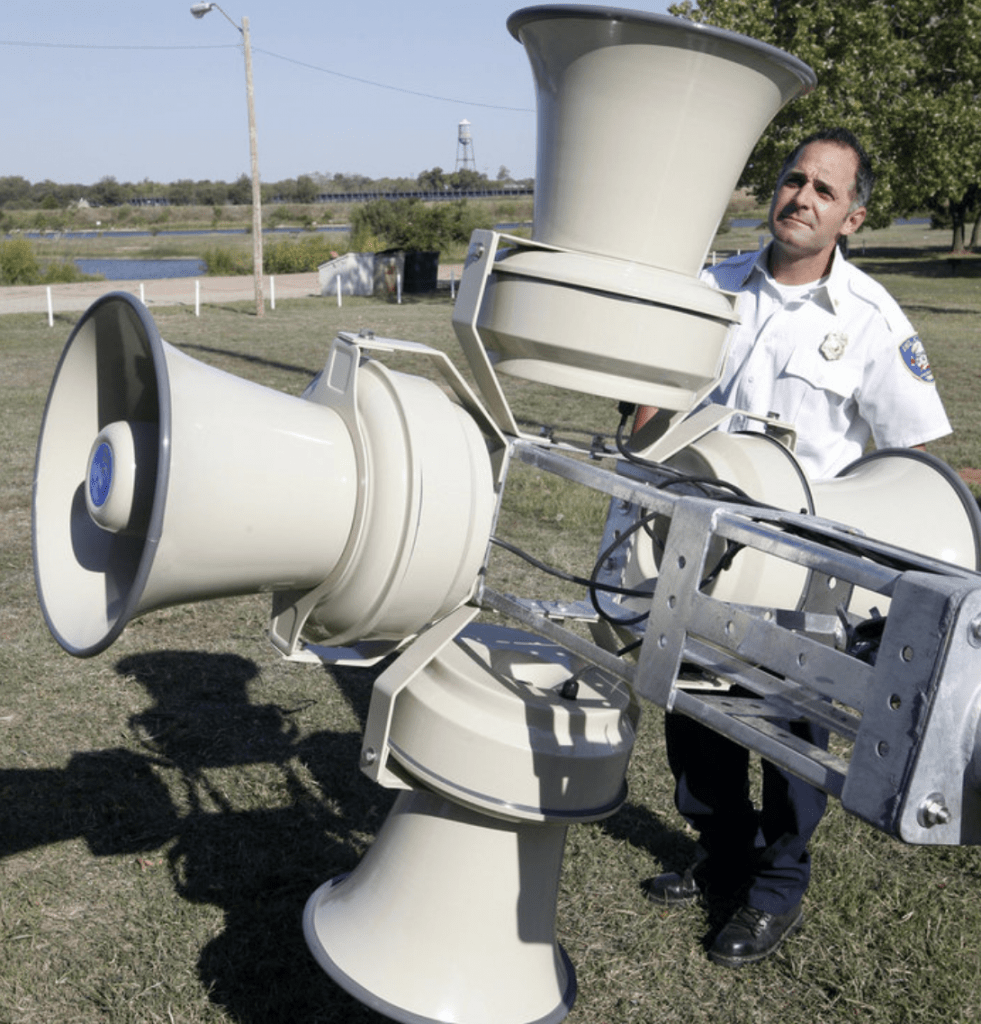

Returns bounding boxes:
[664,706,828,915]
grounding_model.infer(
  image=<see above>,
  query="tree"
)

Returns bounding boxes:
[227,173,253,205]
[331,172,373,193]
[90,175,124,207]
[167,179,196,206]
[447,168,487,191]
[30,179,65,209]
[195,180,229,207]
[0,176,32,208]
[670,0,981,249]
[294,174,317,203]
[416,166,446,192]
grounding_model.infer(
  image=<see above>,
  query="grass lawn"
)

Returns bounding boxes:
[2,232,981,1024]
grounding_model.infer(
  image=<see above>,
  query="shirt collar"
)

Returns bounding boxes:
[742,243,846,316]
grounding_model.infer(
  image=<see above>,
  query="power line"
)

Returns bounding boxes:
[0,38,534,113]
[254,47,533,113]
[0,39,235,50]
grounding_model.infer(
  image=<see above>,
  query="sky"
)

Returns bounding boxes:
[1,1,672,188]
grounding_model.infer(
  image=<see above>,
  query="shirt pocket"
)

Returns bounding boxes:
[783,347,861,400]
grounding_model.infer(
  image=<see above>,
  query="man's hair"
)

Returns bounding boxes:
[780,127,874,210]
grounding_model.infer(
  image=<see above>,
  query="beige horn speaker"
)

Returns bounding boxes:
[512,5,815,274]
[303,622,639,1024]
[812,448,981,617]
[33,292,495,658]
[605,436,981,623]
[456,6,818,413]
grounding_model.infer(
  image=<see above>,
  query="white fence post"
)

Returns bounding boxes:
[195,280,201,317]
[336,276,342,307]
[270,275,276,311]
[46,286,54,327]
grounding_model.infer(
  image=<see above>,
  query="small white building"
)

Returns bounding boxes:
[318,252,404,298]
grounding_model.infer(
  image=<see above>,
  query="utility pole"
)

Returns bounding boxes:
[241,16,264,317]
[191,4,265,316]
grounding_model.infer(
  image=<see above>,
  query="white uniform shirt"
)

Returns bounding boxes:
[700,246,951,479]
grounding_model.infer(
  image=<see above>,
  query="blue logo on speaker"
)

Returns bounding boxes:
[89,442,112,507]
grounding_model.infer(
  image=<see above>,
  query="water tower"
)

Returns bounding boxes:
[455,119,476,172]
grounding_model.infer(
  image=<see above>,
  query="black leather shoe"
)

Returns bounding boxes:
[643,868,703,906]
[708,903,803,967]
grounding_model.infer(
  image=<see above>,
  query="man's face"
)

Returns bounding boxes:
[768,141,867,259]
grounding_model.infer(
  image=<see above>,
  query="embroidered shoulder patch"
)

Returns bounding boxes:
[899,335,935,383]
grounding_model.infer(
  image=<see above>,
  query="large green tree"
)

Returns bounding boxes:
[670,0,981,249]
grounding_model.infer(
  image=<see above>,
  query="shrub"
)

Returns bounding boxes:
[349,198,483,255]
[41,260,100,284]
[0,238,41,284]
[263,235,347,274]
[202,246,251,276]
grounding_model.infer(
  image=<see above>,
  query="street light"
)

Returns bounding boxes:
[191,2,265,317]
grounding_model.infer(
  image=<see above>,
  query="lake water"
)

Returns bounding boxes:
[65,221,523,280]
[54,217,935,281]
[30,225,349,241]
[75,258,207,280]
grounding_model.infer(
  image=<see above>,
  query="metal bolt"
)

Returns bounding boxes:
[362,747,377,766]
[917,794,951,828]
[969,615,981,648]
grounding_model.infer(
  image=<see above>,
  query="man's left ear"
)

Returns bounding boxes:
[841,205,867,237]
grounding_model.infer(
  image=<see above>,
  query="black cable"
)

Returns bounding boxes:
[492,408,923,653]
[588,508,661,628]
[488,536,654,600]
[614,412,771,508]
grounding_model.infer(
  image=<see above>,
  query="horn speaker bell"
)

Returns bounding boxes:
[604,435,981,623]
[304,624,639,1024]
[33,292,495,657]
[453,6,818,412]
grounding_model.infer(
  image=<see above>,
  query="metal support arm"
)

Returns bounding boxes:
[485,438,981,845]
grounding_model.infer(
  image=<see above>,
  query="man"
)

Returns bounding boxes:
[642,128,951,967]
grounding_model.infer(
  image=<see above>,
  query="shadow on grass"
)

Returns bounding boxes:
[0,645,700,1021]
[855,247,981,279]
[600,798,698,878]
[600,802,754,948]
[177,341,322,382]
[0,649,395,1023]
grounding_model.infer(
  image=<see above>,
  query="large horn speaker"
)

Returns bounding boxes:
[512,5,813,275]
[303,623,638,1024]
[33,292,495,657]
[454,6,817,412]
[605,434,981,623]
[811,449,981,617]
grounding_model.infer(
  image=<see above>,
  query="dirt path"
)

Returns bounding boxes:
[0,264,466,318]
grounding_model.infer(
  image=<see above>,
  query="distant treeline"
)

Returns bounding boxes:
[0,167,533,210]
